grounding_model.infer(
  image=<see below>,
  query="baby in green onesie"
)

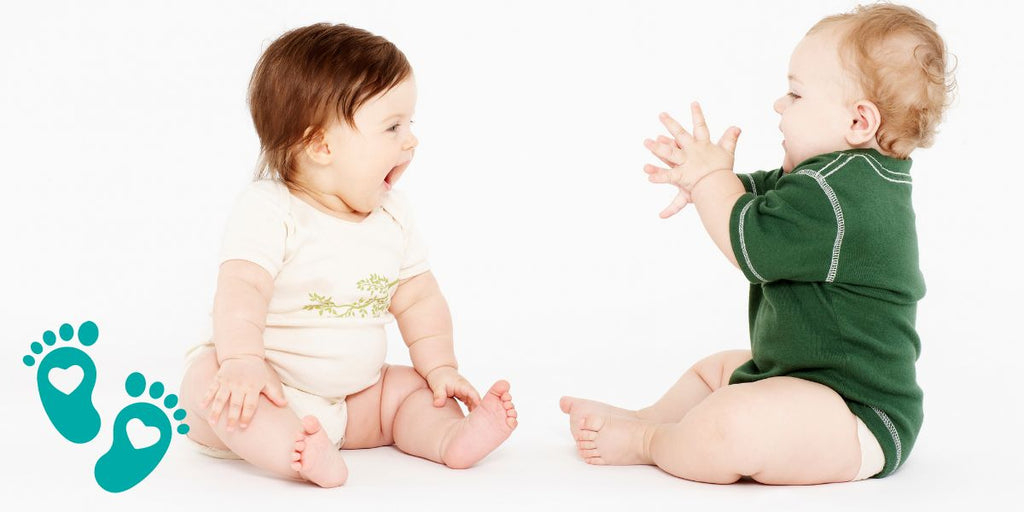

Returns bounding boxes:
[560,3,954,483]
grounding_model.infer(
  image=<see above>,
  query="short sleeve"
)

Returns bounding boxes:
[729,171,839,284]
[218,181,290,278]
[381,190,430,280]
[737,169,783,196]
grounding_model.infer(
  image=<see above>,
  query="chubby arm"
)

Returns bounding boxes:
[213,260,274,361]
[202,259,287,430]
[389,271,481,408]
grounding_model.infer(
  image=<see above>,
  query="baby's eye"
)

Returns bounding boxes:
[787,92,801,100]
[387,120,414,133]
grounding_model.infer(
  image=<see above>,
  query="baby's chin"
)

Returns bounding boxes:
[781,154,795,173]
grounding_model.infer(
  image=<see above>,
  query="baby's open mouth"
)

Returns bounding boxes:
[384,161,410,189]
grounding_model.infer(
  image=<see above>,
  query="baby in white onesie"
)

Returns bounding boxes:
[179,23,517,488]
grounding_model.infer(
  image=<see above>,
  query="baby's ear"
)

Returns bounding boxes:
[301,126,332,165]
[846,100,881,147]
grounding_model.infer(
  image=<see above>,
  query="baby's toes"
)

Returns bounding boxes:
[290,439,305,468]
[580,415,604,433]
[504,400,518,427]
[577,440,596,450]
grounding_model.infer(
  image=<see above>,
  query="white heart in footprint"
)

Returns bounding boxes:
[126,418,161,450]
[48,366,84,395]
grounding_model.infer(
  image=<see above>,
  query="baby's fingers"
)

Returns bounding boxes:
[717,126,741,154]
[690,102,710,141]
[643,138,685,167]
[432,384,448,407]
[458,384,482,411]
[659,190,691,219]
[659,112,694,147]
[657,135,679,148]
[200,381,219,409]
[644,164,677,184]
[225,391,246,431]
[238,392,261,429]
[207,386,232,426]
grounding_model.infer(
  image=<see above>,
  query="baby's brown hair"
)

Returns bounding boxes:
[811,3,956,158]
[248,23,412,184]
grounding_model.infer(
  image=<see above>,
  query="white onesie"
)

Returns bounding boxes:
[187,179,429,451]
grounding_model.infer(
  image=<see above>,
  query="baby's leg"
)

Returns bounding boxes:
[180,348,346,487]
[561,350,751,436]
[344,365,516,469]
[578,376,862,485]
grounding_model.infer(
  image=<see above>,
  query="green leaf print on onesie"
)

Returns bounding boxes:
[303,273,398,318]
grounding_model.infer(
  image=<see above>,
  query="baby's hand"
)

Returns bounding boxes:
[644,102,741,218]
[425,366,482,410]
[201,354,288,431]
[643,134,692,217]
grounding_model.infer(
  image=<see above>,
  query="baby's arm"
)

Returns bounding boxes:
[690,171,746,268]
[389,271,482,408]
[213,260,273,360]
[202,260,288,429]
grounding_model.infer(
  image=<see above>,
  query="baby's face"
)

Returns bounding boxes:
[317,77,418,212]
[773,25,861,172]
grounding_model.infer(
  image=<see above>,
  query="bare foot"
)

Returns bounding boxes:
[559,396,639,438]
[575,415,656,466]
[291,416,348,487]
[440,380,518,469]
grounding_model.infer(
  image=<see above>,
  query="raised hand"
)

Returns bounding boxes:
[644,102,741,218]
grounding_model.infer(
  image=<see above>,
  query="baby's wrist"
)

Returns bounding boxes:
[688,168,733,192]
[424,364,458,379]
[218,352,265,364]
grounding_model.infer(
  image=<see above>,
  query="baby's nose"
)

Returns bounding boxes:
[403,133,419,151]
[773,96,786,114]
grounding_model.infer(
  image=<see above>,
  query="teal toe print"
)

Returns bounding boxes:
[23,321,101,444]
[95,372,189,493]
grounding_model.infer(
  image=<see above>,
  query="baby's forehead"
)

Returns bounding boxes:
[791,33,844,78]
[353,79,417,120]
[791,28,867,91]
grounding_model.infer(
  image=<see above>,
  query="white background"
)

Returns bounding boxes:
[2,0,1021,510]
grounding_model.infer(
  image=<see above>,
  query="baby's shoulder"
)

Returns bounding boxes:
[233,179,292,211]
[791,150,913,191]
[380,189,417,230]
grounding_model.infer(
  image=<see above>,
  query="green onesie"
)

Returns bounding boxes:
[728,148,924,478]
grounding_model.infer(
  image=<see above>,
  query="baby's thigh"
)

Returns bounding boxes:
[343,365,428,449]
[686,376,861,484]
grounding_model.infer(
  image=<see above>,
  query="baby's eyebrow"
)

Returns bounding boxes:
[788,74,802,84]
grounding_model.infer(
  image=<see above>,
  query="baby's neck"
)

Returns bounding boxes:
[288,182,369,222]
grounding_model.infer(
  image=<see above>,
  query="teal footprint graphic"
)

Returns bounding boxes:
[23,321,101,444]
[95,372,189,493]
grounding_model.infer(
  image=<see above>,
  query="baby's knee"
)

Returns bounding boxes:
[180,348,219,413]
[692,350,752,389]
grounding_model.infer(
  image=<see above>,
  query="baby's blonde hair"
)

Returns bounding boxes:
[810,3,956,158]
